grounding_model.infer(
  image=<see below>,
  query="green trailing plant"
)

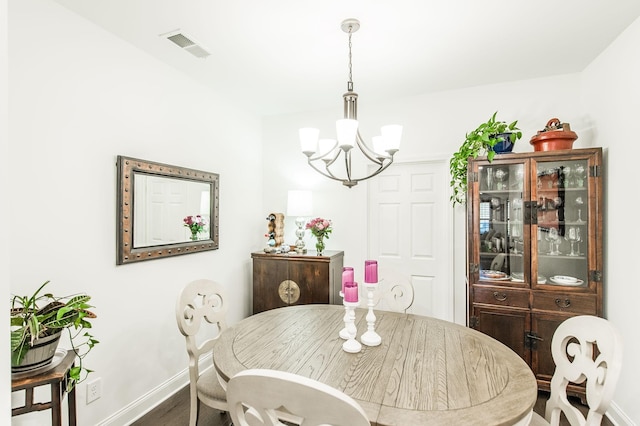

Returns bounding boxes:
[449,112,522,206]
[10,280,98,390]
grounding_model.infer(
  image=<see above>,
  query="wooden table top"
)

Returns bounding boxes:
[213,304,537,426]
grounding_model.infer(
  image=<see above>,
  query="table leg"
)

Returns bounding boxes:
[68,383,77,426]
[51,382,62,426]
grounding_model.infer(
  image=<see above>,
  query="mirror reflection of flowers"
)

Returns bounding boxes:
[183,215,207,241]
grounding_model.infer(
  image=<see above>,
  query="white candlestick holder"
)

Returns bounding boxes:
[360,282,381,346]
[339,292,350,339]
[341,300,362,353]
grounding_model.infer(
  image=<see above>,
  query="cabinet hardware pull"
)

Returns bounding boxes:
[555,298,571,308]
[526,333,544,341]
[493,292,507,301]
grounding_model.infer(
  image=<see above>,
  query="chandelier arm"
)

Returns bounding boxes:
[306,157,348,182]
[354,131,385,164]
[341,156,396,185]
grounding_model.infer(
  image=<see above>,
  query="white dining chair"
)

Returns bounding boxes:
[175,279,229,426]
[373,276,414,313]
[226,368,370,426]
[530,315,623,426]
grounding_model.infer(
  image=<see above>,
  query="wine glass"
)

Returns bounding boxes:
[575,196,585,223]
[486,168,494,190]
[490,197,502,221]
[565,226,578,256]
[511,223,522,255]
[561,165,572,187]
[545,228,560,255]
[574,163,586,187]
[574,227,583,255]
[512,198,523,221]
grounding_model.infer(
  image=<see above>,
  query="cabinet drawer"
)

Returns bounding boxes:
[532,292,596,314]
[473,286,529,308]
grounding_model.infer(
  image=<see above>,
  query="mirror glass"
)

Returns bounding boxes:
[117,156,219,264]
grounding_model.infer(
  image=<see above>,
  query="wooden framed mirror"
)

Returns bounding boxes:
[116,155,219,264]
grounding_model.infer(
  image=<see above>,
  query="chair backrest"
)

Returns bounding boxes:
[374,277,414,313]
[175,279,228,363]
[545,315,623,426]
[227,369,370,426]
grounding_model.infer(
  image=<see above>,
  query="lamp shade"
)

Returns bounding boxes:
[336,119,358,150]
[287,190,313,217]
[300,128,320,155]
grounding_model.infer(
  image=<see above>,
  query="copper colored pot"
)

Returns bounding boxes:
[530,118,578,151]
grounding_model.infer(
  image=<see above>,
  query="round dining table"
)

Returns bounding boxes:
[212,304,537,425]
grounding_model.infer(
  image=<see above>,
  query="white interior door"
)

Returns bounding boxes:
[368,160,454,321]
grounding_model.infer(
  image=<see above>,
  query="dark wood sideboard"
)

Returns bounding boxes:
[251,251,344,314]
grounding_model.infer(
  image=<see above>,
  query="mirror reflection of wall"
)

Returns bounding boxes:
[133,173,211,248]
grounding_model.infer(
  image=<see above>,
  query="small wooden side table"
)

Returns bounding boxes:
[11,350,77,426]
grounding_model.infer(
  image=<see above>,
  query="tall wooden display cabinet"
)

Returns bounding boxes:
[466,147,603,398]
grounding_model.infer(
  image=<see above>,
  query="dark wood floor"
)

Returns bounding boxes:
[132,385,613,426]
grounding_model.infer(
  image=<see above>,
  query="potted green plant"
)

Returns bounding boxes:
[449,112,522,206]
[10,280,98,390]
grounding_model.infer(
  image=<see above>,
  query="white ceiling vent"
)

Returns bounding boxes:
[161,30,210,59]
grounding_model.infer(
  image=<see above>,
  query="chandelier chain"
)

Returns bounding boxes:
[348,30,353,87]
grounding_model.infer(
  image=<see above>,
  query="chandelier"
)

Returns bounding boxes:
[299,19,402,188]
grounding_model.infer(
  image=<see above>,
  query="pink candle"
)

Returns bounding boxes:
[342,267,354,294]
[364,260,378,283]
[344,282,358,303]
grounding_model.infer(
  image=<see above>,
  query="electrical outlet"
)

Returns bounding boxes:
[86,378,102,404]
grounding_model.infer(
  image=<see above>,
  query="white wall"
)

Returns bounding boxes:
[8,0,264,424]
[581,15,640,425]
[263,25,639,423]
[2,0,11,425]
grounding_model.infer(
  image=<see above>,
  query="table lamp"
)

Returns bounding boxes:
[287,190,312,254]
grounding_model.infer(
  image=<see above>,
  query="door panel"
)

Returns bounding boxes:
[368,160,453,321]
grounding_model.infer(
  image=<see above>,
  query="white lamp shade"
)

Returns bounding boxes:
[381,124,402,151]
[287,190,313,217]
[299,127,319,154]
[336,119,358,149]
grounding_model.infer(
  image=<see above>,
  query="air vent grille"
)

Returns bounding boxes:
[161,30,210,59]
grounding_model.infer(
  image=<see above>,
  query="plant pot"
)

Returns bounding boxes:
[530,118,578,151]
[491,133,515,153]
[11,331,62,373]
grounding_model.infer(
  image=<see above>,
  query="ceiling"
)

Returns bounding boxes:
[53,0,640,116]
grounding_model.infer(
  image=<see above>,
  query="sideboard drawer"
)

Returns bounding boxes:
[473,286,529,308]
[532,292,596,314]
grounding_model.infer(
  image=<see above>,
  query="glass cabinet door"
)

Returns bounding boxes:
[533,159,590,288]
[476,163,526,283]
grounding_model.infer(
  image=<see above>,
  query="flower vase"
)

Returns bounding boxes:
[315,237,325,256]
[190,232,199,241]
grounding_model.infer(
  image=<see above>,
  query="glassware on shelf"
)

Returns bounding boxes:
[545,227,561,255]
[565,226,580,256]
[486,168,494,190]
[575,196,585,223]
[511,223,522,255]
[512,198,523,221]
[494,168,508,190]
[490,197,502,221]
[574,163,586,187]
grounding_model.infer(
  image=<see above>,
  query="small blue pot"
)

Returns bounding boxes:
[492,133,514,153]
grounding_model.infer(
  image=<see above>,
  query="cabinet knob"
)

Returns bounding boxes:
[555,298,571,308]
[493,291,508,302]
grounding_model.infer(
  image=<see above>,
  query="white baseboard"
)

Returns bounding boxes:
[607,401,637,426]
[96,354,212,426]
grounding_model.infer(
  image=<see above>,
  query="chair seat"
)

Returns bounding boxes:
[196,367,227,408]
